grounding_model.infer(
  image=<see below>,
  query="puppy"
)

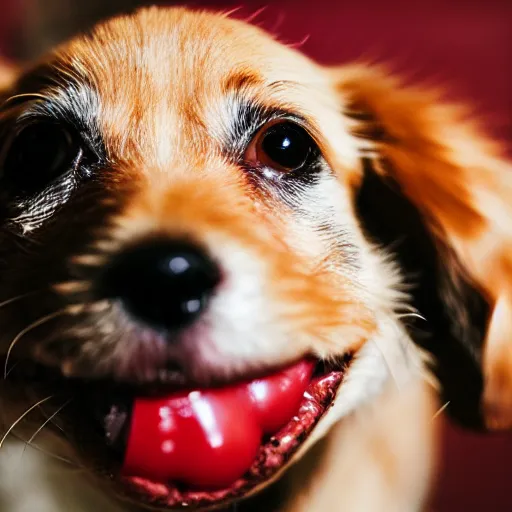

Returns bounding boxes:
[0,7,511,511]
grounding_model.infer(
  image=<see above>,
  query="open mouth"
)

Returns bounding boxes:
[9,356,351,510]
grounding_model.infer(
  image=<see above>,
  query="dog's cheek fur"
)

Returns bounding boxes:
[332,64,512,430]
[268,172,379,351]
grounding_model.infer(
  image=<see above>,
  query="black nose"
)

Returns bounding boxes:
[99,240,221,331]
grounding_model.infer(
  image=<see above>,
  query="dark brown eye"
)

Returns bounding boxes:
[1,122,78,196]
[245,121,318,174]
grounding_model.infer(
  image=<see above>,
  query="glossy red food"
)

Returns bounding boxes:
[122,360,315,489]
[244,360,314,433]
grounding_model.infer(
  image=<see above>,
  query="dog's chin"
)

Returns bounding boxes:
[7,355,352,511]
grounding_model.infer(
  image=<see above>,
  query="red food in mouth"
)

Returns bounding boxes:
[7,355,349,510]
[122,360,315,489]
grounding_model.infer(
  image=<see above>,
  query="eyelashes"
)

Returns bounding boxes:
[218,96,307,161]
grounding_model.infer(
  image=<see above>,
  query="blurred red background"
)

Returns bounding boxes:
[1,1,511,510]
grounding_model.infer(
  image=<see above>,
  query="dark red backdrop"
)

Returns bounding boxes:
[1,1,511,510]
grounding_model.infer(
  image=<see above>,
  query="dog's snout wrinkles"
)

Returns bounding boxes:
[99,240,221,331]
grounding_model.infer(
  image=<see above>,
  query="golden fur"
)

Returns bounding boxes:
[0,7,510,511]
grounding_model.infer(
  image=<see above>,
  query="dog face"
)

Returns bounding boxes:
[0,7,511,511]
[1,9,379,381]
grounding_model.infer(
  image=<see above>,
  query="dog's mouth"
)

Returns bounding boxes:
[9,356,350,510]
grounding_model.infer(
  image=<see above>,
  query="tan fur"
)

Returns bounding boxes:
[0,7,511,512]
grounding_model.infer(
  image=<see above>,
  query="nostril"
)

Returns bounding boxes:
[98,240,221,331]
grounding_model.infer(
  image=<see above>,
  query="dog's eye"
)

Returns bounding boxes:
[1,122,79,196]
[245,121,317,174]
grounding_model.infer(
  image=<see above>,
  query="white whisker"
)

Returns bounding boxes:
[432,401,450,420]
[0,292,36,309]
[397,311,427,322]
[4,310,66,379]
[26,399,72,446]
[371,335,404,392]
[19,399,74,468]
[4,361,20,379]
[0,395,54,451]
[11,430,83,468]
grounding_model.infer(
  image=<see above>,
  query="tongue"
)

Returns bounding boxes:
[122,360,314,490]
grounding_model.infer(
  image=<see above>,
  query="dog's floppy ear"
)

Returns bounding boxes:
[330,65,512,430]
